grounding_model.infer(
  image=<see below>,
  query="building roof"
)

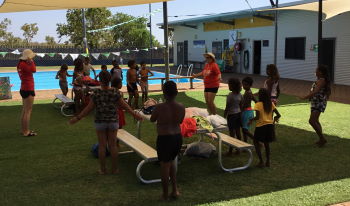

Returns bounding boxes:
[159,0,317,26]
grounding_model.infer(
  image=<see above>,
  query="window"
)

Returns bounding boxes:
[285,37,306,60]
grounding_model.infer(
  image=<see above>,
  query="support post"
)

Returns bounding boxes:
[318,0,323,66]
[82,9,89,54]
[163,2,170,81]
[149,4,153,69]
[273,0,278,65]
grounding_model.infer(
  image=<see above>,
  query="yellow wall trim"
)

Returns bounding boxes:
[204,17,273,32]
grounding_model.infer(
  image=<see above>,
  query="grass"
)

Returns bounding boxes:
[0,64,174,72]
[0,90,349,206]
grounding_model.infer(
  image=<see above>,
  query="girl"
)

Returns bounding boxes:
[72,58,85,113]
[69,71,143,175]
[250,88,281,167]
[192,52,221,115]
[224,78,243,155]
[264,64,280,105]
[300,65,331,147]
[55,64,72,96]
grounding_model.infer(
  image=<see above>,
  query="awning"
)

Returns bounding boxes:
[0,0,168,13]
[260,0,350,20]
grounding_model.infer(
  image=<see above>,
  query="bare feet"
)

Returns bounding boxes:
[316,139,327,147]
[257,162,264,168]
[170,191,180,199]
[98,169,107,175]
[111,169,119,175]
[160,194,168,201]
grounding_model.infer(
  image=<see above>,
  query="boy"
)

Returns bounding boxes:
[96,65,108,80]
[139,61,154,103]
[241,77,256,142]
[83,57,96,79]
[110,60,123,80]
[126,60,139,109]
[150,81,185,200]
[224,78,243,155]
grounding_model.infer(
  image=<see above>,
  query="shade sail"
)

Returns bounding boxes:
[0,0,168,13]
[260,0,350,20]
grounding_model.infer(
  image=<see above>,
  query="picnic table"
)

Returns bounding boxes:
[135,110,254,173]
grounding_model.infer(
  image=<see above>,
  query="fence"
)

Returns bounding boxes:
[0,45,173,67]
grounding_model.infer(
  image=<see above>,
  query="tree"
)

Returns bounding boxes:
[45,35,56,45]
[111,12,160,48]
[0,18,12,41]
[56,8,160,49]
[57,8,113,48]
[21,23,39,44]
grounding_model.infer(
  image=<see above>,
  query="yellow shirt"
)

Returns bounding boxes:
[254,102,276,127]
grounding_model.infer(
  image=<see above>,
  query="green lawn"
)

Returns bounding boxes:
[0,90,349,206]
[0,64,174,72]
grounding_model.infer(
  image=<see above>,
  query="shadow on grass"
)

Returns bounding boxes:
[0,93,349,205]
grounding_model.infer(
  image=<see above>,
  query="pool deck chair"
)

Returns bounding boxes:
[205,132,254,173]
[52,94,74,117]
[117,129,162,184]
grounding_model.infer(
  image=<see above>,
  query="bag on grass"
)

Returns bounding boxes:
[183,142,216,158]
[91,143,110,158]
[142,98,157,115]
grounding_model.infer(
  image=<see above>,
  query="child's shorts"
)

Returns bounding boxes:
[94,122,119,131]
[227,113,241,131]
[254,124,275,143]
[156,134,182,162]
[242,110,254,130]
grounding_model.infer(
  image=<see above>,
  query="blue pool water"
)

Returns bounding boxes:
[0,69,201,91]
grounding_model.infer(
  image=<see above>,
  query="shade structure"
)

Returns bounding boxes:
[0,0,168,13]
[260,0,350,20]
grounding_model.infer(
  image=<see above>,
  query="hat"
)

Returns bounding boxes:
[203,52,215,60]
[20,49,36,60]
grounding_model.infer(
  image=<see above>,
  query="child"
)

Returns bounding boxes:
[300,65,331,147]
[69,71,143,175]
[241,77,256,142]
[250,88,281,167]
[83,57,96,79]
[72,58,85,113]
[96,65,108,79]
[126,60,139,109]
[224,78,243,155]
[150,81,185,200]
[139,61,154,103]
[264,64,280,105]
[55,64,72,96]
[110,60,123,80]
[111,77,126,131]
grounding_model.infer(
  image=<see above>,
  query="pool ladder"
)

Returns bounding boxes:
[175,64,193,83]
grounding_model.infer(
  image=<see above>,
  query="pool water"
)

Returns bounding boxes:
[0,69,201,91]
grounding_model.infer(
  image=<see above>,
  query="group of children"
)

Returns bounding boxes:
[224,63,331,167]
[62,57,331,201]
[56,58,154,113]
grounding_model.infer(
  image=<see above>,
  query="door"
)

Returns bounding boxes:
[212,41,223,60]
[177,42,184,65]
[321,38,336,82]
[184,40,188,66]
[253,40,262,75]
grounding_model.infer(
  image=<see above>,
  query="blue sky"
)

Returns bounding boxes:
[0,0,299,44]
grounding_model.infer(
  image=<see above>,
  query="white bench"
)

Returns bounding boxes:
[205,132,254,172]
[52,94,75,117]
[117,129,167,184]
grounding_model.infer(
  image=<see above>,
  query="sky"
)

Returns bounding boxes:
[0,0,301,44]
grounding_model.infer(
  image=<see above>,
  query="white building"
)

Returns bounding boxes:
[165,1,350,86]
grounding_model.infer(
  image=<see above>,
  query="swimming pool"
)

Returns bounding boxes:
[0,69,201,91]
